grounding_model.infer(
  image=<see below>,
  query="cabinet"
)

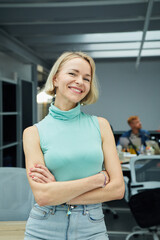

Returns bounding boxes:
[0,77,34,167]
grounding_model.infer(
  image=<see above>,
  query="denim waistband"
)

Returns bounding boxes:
[34,203,102,216]
[58,203,102,211]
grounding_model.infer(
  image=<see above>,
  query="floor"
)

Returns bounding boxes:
[103,199,160,240]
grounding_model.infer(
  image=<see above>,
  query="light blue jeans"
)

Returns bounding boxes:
[24,203,109,240]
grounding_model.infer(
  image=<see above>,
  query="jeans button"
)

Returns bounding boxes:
[50,209,54,215]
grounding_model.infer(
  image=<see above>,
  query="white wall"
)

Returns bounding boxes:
[83,59,160,132]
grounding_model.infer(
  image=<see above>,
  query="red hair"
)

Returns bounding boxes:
[127,116,139,125]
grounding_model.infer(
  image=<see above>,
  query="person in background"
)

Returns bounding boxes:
[23,51,125,240]
[117,116,150,148]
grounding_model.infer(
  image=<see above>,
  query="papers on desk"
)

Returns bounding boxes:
[119,152,137,172]
[120,152,137,162]
[146,140,160,154]
[119,152,138,171]
[123,152,137,158]
[121,163,130,170]
[120,153,136,170]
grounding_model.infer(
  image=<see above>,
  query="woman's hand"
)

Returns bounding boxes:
[29,164,56,183]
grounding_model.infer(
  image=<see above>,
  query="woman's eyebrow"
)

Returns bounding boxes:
[69,69,91,77]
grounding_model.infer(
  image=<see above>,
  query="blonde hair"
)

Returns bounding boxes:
[44,52,99,105]
[127,116,139,125]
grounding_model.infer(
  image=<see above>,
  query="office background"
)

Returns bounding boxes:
[0,2,160,239]
[0,1,160,168]
[83,58,160,131]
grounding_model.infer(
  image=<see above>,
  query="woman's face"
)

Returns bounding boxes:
[53,57,91,106]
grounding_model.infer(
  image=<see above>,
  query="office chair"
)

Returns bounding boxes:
[125,155,160,240]
[102,203,118,219]
[0,167,34,221]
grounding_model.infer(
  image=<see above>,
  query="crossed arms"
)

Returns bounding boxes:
[23,117,125,206]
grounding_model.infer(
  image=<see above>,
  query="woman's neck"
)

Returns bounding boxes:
[54,98,77,111]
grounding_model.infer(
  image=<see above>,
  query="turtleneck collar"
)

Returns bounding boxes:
[49,102,81,120]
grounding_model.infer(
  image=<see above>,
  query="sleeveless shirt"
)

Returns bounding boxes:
[35,103,104,181]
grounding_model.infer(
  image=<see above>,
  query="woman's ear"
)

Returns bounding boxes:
[53,76,58,87]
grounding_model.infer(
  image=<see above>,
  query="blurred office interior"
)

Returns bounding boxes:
[0,1,160,239]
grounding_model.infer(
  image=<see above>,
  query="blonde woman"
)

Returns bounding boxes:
[23,52,125,240]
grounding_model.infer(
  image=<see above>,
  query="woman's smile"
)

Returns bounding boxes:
[68,86,83,94]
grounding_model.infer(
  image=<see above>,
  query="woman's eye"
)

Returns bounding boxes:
[69,72,75,76]
[84,78,90,82]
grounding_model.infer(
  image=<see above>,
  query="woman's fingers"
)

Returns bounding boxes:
[29,172,48,183]
[35,164,51,174]
[30,166,48,177]
[29,164,55,183]
[31,176,45,184]
[30,164,55,182]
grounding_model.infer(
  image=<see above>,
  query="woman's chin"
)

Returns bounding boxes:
[67,95,84,104]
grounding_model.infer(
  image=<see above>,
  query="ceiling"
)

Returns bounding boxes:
[0,0,160,71]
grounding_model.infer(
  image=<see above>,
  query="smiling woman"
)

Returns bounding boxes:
[53,57,91,109]
[23,52,125,240]
[44,51,99,106]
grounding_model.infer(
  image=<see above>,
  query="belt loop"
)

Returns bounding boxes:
[50,206,56,215]
[83,205,87,215]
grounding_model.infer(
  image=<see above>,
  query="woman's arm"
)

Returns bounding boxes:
[29,117,125,205]
[67,117,125,205]
[23,126,106,206]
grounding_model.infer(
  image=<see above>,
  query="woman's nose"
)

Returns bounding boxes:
[75,76,83,84]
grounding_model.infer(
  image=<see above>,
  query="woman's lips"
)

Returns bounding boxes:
[69,86,83,94]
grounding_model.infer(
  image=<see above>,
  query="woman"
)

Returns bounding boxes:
[23,52,125,240]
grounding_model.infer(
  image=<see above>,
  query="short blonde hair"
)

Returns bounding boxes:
[127,116,139,125]
[44,51,99,105]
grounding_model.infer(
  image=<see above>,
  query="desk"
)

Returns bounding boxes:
[120,153,136,173]
[0,221,26,240]
[120,153,137,178]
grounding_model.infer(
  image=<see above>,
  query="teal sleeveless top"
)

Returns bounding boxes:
[35,103,104,181]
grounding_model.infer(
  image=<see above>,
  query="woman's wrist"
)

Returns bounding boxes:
[99,171,107,188]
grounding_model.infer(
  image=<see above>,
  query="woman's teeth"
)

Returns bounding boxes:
[70,87,82,93]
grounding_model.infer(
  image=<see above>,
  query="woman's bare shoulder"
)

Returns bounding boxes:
[97,117,110,130]
[97,117,113,141]
[23,125,39,142]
